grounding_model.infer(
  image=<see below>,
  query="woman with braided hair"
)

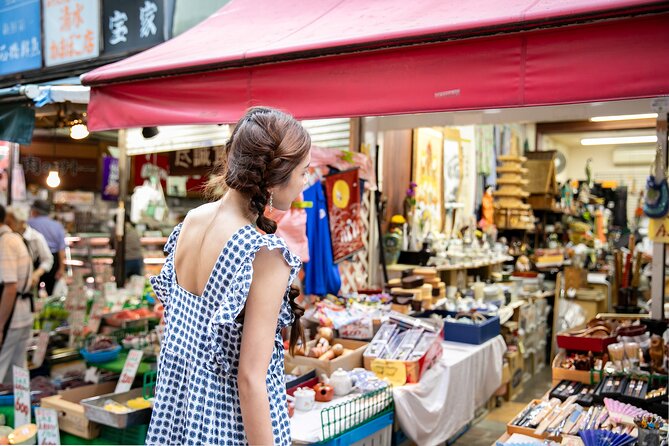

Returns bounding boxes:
[147,107,311,445]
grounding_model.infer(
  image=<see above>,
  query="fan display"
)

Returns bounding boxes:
[604,398,651,425]
[578,429,636,446]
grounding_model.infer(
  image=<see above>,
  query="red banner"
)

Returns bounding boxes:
[324,168,364,263]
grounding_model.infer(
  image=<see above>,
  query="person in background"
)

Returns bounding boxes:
[28,199,66,295]
[0,204,34,385]
[6,206,54,288]
[111,212,144,280]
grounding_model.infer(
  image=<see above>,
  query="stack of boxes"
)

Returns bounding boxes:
[387,267,446,313]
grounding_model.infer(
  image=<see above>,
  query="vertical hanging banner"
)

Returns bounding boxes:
[0,0,42,76]
[35,407,60,445]
[324,168,364,263]
[102,0,168,56]
[43,0,100,66]
[101,155,119,201]
[13,366,31,427]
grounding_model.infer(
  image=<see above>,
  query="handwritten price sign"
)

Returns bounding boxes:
[35,407,60,445]
[13,366,31,427]
[115,349,143,394]
[32,332,50,369]
[86,296,105,334]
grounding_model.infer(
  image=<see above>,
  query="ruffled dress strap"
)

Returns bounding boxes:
[149,222,183,308]
[205,230,302,374]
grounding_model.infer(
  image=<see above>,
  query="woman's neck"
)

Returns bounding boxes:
[220,189,256,225]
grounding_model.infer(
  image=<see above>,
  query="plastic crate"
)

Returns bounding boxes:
[318,411,393,446]
[100,423,149,445]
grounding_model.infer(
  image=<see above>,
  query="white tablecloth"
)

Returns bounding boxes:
[393,335,507,446]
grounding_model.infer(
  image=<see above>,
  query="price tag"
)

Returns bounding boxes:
[13,366,31,427]
[32,332,50,369]
[339,319,374,340]
[35,407,60,445]
[115,350,143,394]
[87,296,105,334]
[370,359,407,386]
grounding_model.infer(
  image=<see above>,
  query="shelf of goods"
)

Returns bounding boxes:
[494,155,535,230]
[499,317,668,445]
[65,234,168,273]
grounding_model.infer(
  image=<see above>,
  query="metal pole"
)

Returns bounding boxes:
[650,97,668,320]
[6,143,18,205]
[114,130,128,287]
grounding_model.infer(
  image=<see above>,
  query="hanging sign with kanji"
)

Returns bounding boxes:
[43,0,100,66]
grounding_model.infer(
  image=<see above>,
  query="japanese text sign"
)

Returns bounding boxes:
[35,407,61,445]
[169,146,224,176]
[13,366,31,427]
[43,0,100,66]
[102,0,167,55]
[115,349,143,393]
[0,0,42,75]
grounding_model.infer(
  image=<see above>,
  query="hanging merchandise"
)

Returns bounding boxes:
[303,182,341,296]
[271,196,311,263]
[324,168,364,263]
[643,145,669,218]
[130,177,168,223]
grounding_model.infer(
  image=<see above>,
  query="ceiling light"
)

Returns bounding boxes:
[70,122,89,139]
[581,135,657,146]
[589,113,658,122]
[46,169,61,188]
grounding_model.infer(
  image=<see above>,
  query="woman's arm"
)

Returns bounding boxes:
[238,246,291,445]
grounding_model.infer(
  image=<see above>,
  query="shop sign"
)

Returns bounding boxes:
[0,0,42,75]
[13,366,31,427]
[35,407,61,445]
[101,155,119,200]
[324,168,364,263]
[649,215,669,243]
[21,154,98,191]
[169,146,224,176]
[102,0,168,56]
[43,0,100,67]
[115,349,143,393]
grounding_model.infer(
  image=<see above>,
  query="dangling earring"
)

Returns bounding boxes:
[269,192,274,214]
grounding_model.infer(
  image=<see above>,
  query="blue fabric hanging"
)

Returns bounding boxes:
[303,182,342,296]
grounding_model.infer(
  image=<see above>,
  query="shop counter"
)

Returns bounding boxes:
[393,335,506,445]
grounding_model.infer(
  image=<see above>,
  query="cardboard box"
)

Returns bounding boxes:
[556,330,616,353]
[363,332,443,385]
[40,381,117,439]
[285,338,367,376]
[552,349,602,385]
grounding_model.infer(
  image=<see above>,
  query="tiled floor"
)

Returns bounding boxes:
[450,365,553,446]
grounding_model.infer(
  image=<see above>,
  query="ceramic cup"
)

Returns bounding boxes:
[293,387,316,411]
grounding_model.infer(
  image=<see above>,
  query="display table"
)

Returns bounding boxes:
[393,336,506,446]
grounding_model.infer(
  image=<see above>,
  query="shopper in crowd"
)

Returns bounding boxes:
[28,199,66,295]
[0,204,34,385]
[6,206,54,288]
[110,212,144,280]
[147,107,310,446]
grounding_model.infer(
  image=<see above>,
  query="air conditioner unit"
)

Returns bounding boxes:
[612,146,656,166]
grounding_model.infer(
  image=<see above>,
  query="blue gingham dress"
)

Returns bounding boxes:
[146,223,301,445]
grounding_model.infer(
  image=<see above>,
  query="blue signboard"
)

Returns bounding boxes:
[0,0,42,76]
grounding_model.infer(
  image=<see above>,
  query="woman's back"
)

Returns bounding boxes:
[146,210,300,445]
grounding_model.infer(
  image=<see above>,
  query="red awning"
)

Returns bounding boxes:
[82,0,669,130]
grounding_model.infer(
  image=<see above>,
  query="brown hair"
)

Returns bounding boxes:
[207,106,310,353]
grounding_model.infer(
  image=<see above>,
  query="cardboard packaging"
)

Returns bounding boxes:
[285,338,367,376]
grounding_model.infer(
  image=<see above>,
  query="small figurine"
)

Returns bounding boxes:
[649,334,666,374]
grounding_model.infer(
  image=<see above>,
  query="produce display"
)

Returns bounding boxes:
[86,336,118,353]
[103,397,152,413]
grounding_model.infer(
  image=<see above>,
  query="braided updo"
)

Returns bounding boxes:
[207,106,311,353]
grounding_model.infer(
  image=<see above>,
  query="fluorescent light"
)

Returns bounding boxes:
[590,113,657,122]
[581,135,657,146]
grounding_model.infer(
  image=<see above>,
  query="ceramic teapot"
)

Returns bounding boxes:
[329,368,353,396]
[293,387,315,411]
[313,375,334,402]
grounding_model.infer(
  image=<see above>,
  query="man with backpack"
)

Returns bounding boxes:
[0,204,34,385]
